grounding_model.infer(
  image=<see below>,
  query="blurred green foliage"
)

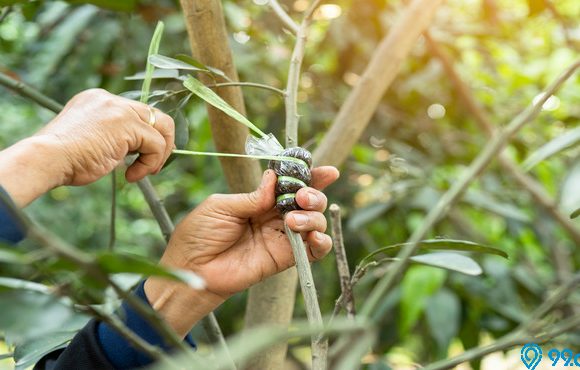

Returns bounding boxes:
[1,0,579,368]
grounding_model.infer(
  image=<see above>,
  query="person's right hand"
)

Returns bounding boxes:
[37,88,175,185]
[0,88,175,207]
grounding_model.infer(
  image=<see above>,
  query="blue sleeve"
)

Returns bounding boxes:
[97,281,196,369]
[0,187,26,244]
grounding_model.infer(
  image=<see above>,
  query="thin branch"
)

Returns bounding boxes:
[360,59,580,319]
[284,0,320,147]
[268,0,299,35]
[329,204,355,319]
[281,1,327,369]
[207,82,286,97]
[0,72,62,113]
[108,170,117,251]
[0,71,233,365]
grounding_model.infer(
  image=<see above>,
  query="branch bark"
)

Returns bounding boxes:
[178,2,296,369]
[329,204,355,319]
[313,0,445,167]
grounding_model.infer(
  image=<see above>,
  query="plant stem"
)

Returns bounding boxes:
[0,72,62,113]
[208,82,286,97]
[329,204,355,319]
[0,70,233,366]
[269,0,299,35]
[108,170,116,251]
[360,59,580,319]
[282,1,327,369]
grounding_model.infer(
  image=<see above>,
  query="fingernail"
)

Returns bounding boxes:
[292,213,308,226]
[307,192,319,206]
[315,231,324,242]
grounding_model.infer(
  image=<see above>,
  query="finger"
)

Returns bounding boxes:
[125,127,167,182]
[127,102,175,171]
[295,187,327,212]
[310,166,340,190]
[202,170,277,218]
[305,231,332,261]
[286,211,327,233]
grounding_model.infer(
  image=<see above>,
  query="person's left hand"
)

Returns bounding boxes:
[144,166,339,337]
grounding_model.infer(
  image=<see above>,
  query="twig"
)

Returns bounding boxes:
[284,223,327,370]
[329,204,355,319]
[0,71,233,366]
[108,170,117,251]
[207,82,286,97]
[281,1,327,369]
[360,59,580,319]
[268,0,299,35]
[0,72,62,113]
[284,0,320,147]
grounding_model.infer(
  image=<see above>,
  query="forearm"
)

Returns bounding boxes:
[0,136,68,207]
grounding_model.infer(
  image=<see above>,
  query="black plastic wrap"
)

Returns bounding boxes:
[268,147,312,214]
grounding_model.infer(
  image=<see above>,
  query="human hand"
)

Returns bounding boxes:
[37,88,175,185]
[144,166,339,337]
[0,89,174,207]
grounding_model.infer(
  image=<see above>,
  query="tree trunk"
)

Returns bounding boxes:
[179,2,298,369]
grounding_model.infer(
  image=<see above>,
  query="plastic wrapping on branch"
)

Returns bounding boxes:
[269,147,312,214]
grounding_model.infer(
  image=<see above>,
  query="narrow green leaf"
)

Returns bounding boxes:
[183,76,268,138]
[175,54,230,80]
[409,252,483,275]
[125,69,180,81]
[0,277,50,294]
[522,126,580,171]
[14,332,75,370]
[149,54,208,72]
[66,0,137,12]
[141,22,165,105]
[571,207,580,219]
[96,253,205,289]
[425,288,460,352]
[359,239,508,268]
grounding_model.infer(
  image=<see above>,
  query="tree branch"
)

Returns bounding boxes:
[313,0,445,167]
[329,204,355,319]
[282,1,328,369]
[0,71,63,113]
[207,82,286,96]
[360,59,580,319]
[268,0,299,35]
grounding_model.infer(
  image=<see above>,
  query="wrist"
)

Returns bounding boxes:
[0,136,69,207]
[144,276,225,338]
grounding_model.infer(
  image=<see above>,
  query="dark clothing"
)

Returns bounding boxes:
[0,187,195,369]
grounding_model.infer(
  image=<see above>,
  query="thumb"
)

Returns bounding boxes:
[206,170,277,219]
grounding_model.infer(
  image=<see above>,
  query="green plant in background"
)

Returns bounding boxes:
[0,0,579,369]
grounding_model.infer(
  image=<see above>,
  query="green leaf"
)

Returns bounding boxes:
[96,252,205,289]
[0,290,76,342]
[464,189,531,222]
[425,288,460,352]
[14,331,75,370]
[522,126,580,171]
[141,22,165,105]
[0,249,29,264]
[347,201,393,230]
[0,277,50,294]
[125,69,180,81]
[571,207,580,219]
[175,54,230,80]
[149,54,209,72]
[183,75,268,138]
[360,239,508,268]
[66,0,137,11]
[409,253,483,276]
[400,266,446,335]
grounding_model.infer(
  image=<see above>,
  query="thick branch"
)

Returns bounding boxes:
[360,59,580,319]
[313,0,444,167]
